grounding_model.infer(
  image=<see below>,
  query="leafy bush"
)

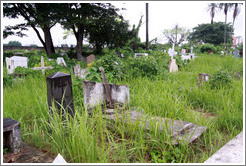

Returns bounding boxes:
[209,70,232,89]
[200,43,216,53]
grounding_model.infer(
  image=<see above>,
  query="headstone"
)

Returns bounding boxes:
[9,56,28,68]
[134,53,148,58]
[116,51,124,58]
[83,80,130,111]
[5,58,15,75]
[86,54,96,65]
[233,48,239,58]
[46,72,74,117]
[73,64,89,79]
[198,73,210,87]
[56,57,66,66]
[221,51,224,55]
[190,46,193,53]
[181,49,186,55]
[3,118,21,154]
[41,56,44,68]
[168,59,178,73]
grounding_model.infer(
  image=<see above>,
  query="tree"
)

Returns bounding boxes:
[207,3,218,24]
[162,25,190,46]
[59,3,126,61]
[7,41,22,46]
[3,3,60,55]
[189,22,234,45]
[232,3,243,27]
[146,3,149,50]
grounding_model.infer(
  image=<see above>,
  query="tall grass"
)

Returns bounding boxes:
[3,54,243,163]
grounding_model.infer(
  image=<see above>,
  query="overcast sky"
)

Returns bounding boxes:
[2,1,245,46]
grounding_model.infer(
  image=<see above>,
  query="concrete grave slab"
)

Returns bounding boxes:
[8,56,28,69]
[103,109,207,145]
[204,131,243,163]
[5,57,15,74]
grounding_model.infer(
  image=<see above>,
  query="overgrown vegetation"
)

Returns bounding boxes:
[3,48,243,163]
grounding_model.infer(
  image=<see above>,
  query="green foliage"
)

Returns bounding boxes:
[200,43,216,53]
[209,70,232,89]
[189,22,233,45]
[3,147,8,154]
[15,66,43,77]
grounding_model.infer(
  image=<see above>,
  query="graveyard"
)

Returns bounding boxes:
[2,45,243,163]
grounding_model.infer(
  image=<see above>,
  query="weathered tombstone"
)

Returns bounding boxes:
[168,59,178,73]
[83,80,130,111]
[46,72,74,117]
[56,57,67,66]
[190,46,193,53]
[233,48,239,58]
[198,73,210,87]
[116,51,124,58]
[9,56,28,68]
[86,54,96,65]
[3,118,21,154]
[134,53,148,58]
[73,64,89,79]
[181,49,186,55]
[5,58,15,75]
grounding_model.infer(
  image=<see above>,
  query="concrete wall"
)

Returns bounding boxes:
[3,46,70,52]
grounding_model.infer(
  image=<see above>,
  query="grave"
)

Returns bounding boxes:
[168,59,178,73]
[86,54,96,65]
[32,56,54,74]
[233,48,239,58]
[73,64,89,79]
[83,67,207,145]
[116,51,124,58]
[5,58,15,74]
[181,47,195,61]
[198,73,210,87]
[3,118,21,154]
[7,56,28,69]
[46,72,74,117]
[204,131,243,163]
[134,53,148,58]
[56,57,67,66]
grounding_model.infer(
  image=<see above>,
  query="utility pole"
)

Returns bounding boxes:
[146,3,149,50]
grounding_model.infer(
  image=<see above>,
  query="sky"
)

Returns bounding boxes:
[1,1,245,47]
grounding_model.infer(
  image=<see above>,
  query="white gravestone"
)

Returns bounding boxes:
[134,53,148,58]
[181,49,186,55]
[56,57,67,66]
[5,58,15,74]
[168,59,178,73]
[32,56,54,73]
[9,56,28,68]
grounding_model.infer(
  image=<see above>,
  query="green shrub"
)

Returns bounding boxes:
[200,43,216,53]
[209,70,232,89]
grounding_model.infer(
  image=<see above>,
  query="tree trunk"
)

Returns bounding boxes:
[43,26,55,55]
[224,13,228,56]
[76,36,84,61]
[145,3,149,50]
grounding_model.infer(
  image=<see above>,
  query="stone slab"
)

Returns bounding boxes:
[3,142,55,163]
[134,53,148,58]
[103,109,207,145]
[204,132,244,163]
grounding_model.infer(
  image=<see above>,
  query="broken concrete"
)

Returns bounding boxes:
[204,131,243,163]
[3,118,21,154]
[83,80,130,110]
[3,142,55,163]
[103,109,207,145]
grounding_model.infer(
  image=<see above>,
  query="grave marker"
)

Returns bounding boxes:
[134,53,148,58]
[3,118,21,154]
[56,57,67,66]
[168,59,178,73]
[86,54,96,65]
[5,58,15,75]
[32,56,54,74]
[198,73,210,87]
[8,56,28,69]
[46,72,74,117]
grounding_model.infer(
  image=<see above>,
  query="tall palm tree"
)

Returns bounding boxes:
[232,3,243,27]
[207,3,218,24]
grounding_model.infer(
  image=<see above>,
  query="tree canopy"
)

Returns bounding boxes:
[188,22,234,45]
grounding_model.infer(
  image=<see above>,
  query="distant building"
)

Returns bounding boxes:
[232,36,243,48]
